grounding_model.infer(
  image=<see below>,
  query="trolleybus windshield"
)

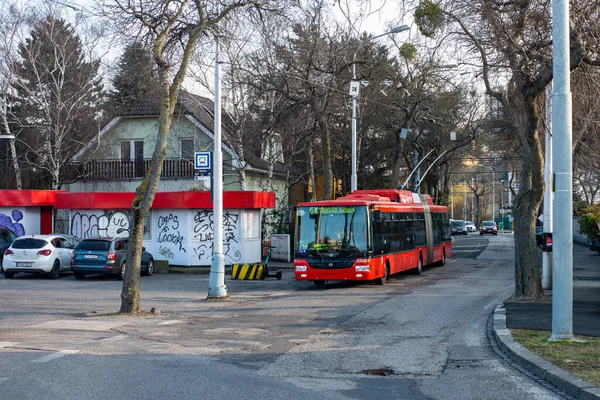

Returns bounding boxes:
[296,206,369,255]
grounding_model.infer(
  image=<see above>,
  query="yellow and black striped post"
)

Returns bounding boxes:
[231,264,264,280]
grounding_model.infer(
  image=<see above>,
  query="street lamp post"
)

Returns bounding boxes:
[350,24,409,193]
[207,0,228,299]
[551,0,574,341]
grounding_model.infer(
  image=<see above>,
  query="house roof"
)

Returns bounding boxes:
[121,91,286,174]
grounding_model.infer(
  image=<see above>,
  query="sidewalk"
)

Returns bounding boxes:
[494,243,600,399]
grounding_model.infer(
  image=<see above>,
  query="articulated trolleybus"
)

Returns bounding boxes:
[294,189,451,286]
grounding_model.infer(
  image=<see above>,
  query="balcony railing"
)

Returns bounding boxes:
[65,158,196,181]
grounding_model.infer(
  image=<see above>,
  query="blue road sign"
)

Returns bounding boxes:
[194,152,211,170]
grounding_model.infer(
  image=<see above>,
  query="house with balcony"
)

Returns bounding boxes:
[58,93,294,266]
[64,92,288,200]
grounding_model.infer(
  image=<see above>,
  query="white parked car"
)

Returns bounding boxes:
[465,221,477,232]
[2,235,77,279]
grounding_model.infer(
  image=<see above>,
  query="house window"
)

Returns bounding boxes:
[181,138,194,159]
[261,133,284,163]
[121,140,144,161]
[121,140,144,178]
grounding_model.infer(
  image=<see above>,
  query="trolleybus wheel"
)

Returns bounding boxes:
[414,254,423,275]
[375,262,390,285]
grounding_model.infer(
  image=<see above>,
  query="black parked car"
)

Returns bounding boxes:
[71,237,154,279]
[536,226,543,246]
[589,236,600,254]
[0,227,17,271]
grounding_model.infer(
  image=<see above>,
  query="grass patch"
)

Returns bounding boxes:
[511,329,600,387]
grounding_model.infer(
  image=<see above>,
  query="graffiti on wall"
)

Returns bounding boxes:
[0,210,25,236]
[71,211,130,239]
[158,246,175,260]
[192,210,241,264]
[154,212,187,265]
[157,214,186,252]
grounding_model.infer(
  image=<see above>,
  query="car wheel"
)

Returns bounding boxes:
[3,271,14,279]
[375,262,390,285]
[49,260,60,280]
[74,272,85,280]
[143,259,154,276]
[493,232,498,236]
[313,280,326,287]
[480,232,483,235]
[118,263,126,280]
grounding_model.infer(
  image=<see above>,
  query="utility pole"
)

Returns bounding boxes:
[208,0,228,300]
[543,83,553,290]
[471,177,475,221]
[463,180,467,221]
[551,0,574,340]
[450,181,454,219]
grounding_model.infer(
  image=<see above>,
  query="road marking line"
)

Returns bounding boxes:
[158,320,185,326]
[31,350,78,363]
[100,334,129,342]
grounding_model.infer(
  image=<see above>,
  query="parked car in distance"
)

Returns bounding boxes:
[0,227,17,271]
[71,237,154,280]
[589,236,600,254]
[480,221,498,236]
[2,234,76,279]
[465,221,477,232]
[536,226,544,246]
[451,220,468,235]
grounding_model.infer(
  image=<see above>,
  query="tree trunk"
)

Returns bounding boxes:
[120,68,174,313]
[309,141,316,201]
[236,138,246,191]
[318,113,333,200]
[512,92,544,299]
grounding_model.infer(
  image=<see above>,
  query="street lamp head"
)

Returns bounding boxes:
[0,134,15,140]
[389,25,410,34]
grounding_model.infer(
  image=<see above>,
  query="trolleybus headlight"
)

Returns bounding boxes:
[295,265,307,272]
[355,265,370,272]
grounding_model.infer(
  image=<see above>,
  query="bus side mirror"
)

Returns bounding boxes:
[374,210,382,223]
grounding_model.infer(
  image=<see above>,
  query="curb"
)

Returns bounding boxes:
[493,304,600,400]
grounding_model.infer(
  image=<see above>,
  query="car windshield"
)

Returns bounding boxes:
[12,238,48,249]
[483,222,495,227]
[76,240,111,251]
[452,221,464,227]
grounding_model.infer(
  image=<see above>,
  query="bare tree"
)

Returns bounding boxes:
[102,0,287,313]
[0,2,24,189]
[414,0,600,299]
[10,11,104,190]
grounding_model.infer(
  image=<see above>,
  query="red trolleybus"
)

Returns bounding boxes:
[293,189,451,286]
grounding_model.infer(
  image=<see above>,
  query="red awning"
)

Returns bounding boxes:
[55,191,275,210]
[0,190,64,207]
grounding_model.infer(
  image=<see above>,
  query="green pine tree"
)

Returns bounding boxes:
[110,42,159,113]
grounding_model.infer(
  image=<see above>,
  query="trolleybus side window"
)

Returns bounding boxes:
[414,213,427,246]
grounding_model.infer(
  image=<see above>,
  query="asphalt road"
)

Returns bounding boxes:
[0,233,565,400]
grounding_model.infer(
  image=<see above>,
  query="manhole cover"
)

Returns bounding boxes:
[363,368,394,376]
